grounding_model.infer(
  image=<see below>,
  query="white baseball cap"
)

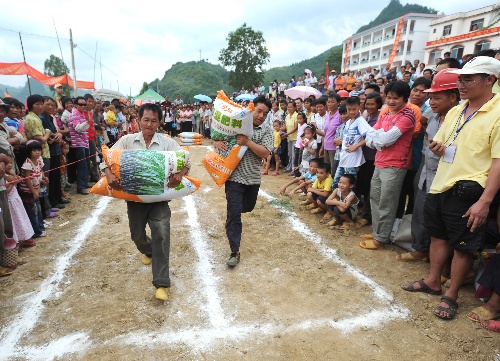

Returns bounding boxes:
[446,56,500,76]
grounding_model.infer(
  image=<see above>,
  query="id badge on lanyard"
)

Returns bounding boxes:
[444,106,477,163]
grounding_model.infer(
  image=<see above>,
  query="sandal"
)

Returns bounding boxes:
[466,306,500,323]
[443,271,476,288]
[0,266,13,277]
[359,239,385,250]
[271,171,279,176]
[340,222,354,231]
[20,239,36,247]
[326,219,342,227]
[401,279,442,295]
[434,296,458,320]
[355,218,370,228]
[396,252,429,262]
[480,320,500,333]
[311,208,325,214]
[359,233,374,239]
[261,170,269,175]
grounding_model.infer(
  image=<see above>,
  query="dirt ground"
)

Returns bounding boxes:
[0,139,499,361]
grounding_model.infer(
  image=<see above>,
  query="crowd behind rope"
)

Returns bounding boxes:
[1,50,500,334]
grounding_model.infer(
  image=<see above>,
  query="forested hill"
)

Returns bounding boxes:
[148,0,437,100]
[357,0,437,33]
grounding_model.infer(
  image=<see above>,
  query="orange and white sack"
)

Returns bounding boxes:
[90,175,201,202]
[90,146,200,202]
[179,132,202,139]
[202,90,254,187]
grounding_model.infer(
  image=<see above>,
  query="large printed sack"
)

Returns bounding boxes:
[179,132,202,139]
[90,175,201,202]
[90,145,200,202]
[202,90,255,187]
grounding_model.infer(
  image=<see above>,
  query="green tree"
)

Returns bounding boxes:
[43,54,71,94]
[219,23,270,91]
[139,81,149,95]
[324,46,343,73]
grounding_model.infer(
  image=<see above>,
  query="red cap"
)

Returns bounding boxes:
[337,90,349,98]
[55,83,63,88]
[424,68,459,93]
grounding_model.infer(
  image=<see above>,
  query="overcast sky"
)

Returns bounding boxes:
[0,0,495,96]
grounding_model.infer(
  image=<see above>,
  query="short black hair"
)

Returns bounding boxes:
[365,92,383,109]
[303,98,312,104]
[74,96,85,105]
[314,97,327,107]
[365,84,381,93]
[338,103,348,114]
[26,139,43,155]
[411,78,432,90]
[84,93,94,100]
[346,96,360,106]
[328,93,341,103]
[340,173,356,185]
[437,57,461,69]
[384,81,411,102]
[309,158,321,166]
[27,94,44,111]
[138,103,162,120]
[253,95,272,111]
[61,97,73,107]
[316,162,331,174]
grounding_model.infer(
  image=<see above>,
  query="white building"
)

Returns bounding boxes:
[424,4,500,66]
[342,13,442,73]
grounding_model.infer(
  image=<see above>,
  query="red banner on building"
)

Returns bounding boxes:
[426,26,500,47]
[387,16,406,67]
[0,62,95,89]
[343,37,352,72]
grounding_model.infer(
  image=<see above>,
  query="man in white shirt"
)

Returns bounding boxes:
[362,67,373,82]
[328,70,337,90]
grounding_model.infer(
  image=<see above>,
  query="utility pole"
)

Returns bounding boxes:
[69,29,78,97]
[18,33,31,95]
[199,49,201,61]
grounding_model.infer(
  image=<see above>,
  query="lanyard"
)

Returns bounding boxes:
[449,105,477,146]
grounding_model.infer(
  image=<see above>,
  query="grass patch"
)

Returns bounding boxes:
[268,198,292,210]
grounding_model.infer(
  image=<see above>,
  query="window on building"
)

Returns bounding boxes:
[450,46,464,60]
[353,42,357,48]
[443,25,452,36]
[475,40,490,53]
[428,50,441,65]
[433,28,436,33]
[410,20,415,31]
[470,19,484,31]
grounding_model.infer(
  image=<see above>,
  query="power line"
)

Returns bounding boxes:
[0,27,69,42]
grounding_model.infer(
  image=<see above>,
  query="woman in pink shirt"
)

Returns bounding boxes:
[360,81,417,249]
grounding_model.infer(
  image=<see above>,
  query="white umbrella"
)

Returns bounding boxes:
[304,68,312,74]
[92,88,125,100]
[284,86,322,100]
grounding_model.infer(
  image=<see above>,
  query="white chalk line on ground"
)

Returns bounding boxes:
[258,190,397,303]
[107,190,408,353]
[0,196,112,361]
[0,183,409,359]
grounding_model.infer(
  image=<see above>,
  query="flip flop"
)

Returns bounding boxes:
[359,233,374,239]
[466,306,500,323]
[396,252,429,262]
[355,218,370,228]
[401,279,442,295]
[434,296,458,320]
[327,219,342,227]
[480,320,500,333]
[0,266,13,277]
[311,208,325,214]
[359,239,385,250]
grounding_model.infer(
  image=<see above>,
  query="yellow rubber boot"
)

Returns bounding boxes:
[155,287,168,301]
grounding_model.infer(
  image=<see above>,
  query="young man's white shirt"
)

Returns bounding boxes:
[339,115,372,168]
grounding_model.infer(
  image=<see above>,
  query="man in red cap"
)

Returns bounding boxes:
[402,56,500,320]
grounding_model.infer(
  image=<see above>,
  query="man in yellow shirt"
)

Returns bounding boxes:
[401,56,500,321]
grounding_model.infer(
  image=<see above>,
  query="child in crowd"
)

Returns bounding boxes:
[60,141,70,200]
[332,96,371,189]
[129,114,138,133]
[332,104,349,176]
[106,105,120,144]
[299,124,317,175]
[282,158,319,199]
[325,174,359,230]
[293,112,308,174]
[304,162,333,215]
[18,140,46,238]
[6,160,35,248]
[262,120,281,176]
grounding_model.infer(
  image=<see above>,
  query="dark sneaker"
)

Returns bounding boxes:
[77,189,89,195]
[226,253,240,267]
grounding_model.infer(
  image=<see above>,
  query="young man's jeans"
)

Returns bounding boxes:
[74,147,90,190]
[332,166,357,189]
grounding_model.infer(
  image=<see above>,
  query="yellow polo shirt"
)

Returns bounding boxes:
[430,93,500,194]
[285,112,298,141]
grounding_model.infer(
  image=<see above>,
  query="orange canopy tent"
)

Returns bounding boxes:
[0,62,95,89]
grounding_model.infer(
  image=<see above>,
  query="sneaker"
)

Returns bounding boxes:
[55,204,66,209]
[77,189,89,195]
[59,198,71,204]
[226,253,240,267]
